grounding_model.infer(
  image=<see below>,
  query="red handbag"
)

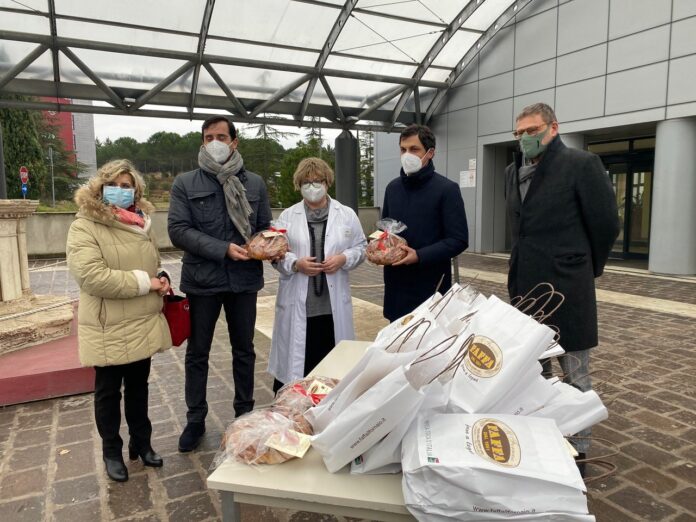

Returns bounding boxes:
[163,289,190,347]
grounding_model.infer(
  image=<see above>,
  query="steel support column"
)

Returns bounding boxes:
[335,130,359,211]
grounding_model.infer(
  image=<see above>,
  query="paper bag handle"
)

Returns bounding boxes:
[384,317,433,353]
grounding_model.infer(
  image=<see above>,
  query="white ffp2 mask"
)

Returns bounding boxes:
[205,140,232,163]
[401,152,424,175]
[301,182,327,203]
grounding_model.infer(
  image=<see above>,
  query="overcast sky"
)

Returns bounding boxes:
[93,113,343,150]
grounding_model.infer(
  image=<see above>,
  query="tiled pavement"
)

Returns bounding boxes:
[1,252,695,521]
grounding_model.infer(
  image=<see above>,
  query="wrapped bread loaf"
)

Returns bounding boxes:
[366,219,409,265]
[272,406,313,435]
[220,409,305,465]
[273,376,339,434]
[246,227,289,260]
[366,233,408,265]
[275,376,339,407]
[214,376,340,468]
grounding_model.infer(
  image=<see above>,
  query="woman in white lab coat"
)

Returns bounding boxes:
[270,157,366,391]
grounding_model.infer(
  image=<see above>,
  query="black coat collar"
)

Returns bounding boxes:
[400,160,435,188]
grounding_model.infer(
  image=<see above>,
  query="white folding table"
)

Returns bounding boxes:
[206,340,415,521]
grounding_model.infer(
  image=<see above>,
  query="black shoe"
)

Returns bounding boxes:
[129,443,163,467]
[178,422,205,452]
[103,455,128,482]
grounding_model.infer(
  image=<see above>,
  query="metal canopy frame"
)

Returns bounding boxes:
[0,0,522,132]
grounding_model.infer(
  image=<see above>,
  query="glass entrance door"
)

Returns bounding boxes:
[628,166,652,255]
[606,161,653,257]
[588,137,654,259]
[608,164,627,254]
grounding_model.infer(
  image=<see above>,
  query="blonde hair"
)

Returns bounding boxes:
[292,157,334,190]
[75,159,154,216]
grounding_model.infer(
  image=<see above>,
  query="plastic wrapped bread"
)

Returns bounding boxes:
[366,218,408,265]
[246,226,289,260]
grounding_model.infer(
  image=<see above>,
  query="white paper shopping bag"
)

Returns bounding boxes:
[305,345,420,433]
[307,318,451,433]
[307,317,429,432]
[312,334,467,473]
[373,293,441,346]
[532,382,608,436]
[401,506,596,522]
[375,284,483,343]
[430,284,482,324]
[311,365,426,472]
[447,299,555,413]
[487,366,558,416]
[540,343,565,359]
[401,414,590,520]
[350,379,451,475]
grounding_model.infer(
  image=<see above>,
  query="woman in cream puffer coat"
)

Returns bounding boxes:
[67,159,172,482]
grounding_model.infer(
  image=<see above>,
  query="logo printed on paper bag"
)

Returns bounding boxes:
[472,419,520,467]
[464,336,503,378]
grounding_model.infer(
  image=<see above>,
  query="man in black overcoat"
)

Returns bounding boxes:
[505,103,620,463]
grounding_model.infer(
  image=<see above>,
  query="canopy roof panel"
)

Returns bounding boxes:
[0,0,531,131]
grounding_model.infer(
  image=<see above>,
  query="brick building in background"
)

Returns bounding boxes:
[41,97,97,179]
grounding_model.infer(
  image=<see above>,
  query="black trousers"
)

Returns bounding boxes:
[94,358,152,458]
[185,292,257,421]
[273,314,335,393]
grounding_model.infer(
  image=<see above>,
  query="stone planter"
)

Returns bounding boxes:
[0,200,74,356]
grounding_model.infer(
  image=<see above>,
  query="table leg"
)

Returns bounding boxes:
[221,491,242,522]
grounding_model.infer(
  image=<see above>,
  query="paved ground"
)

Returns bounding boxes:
[0,252,695,521]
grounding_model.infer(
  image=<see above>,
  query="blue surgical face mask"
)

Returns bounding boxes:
[103,185,135,208]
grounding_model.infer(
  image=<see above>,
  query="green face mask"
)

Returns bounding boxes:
[519,126,549,159]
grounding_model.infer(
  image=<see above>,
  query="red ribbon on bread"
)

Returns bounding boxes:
[269,226,287,233]
[290,384,326,405]
[377,230,389,251]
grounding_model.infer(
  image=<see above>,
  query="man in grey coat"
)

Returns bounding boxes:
[168,116,272,451]
[505,103,620,466]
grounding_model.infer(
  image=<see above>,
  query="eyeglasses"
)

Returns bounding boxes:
[512,124,547,140]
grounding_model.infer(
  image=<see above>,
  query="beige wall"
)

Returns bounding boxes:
[27,207,381,257]
[27,211,175,256]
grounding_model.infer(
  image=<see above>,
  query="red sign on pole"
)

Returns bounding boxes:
[19,166,29,184]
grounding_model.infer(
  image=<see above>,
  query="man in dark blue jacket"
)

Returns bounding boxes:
[381,124,469,321]
[168,116,272,451]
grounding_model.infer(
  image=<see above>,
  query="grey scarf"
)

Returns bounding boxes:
[304,198,330,224]
[198,146,253,241]
[518,162,537,203]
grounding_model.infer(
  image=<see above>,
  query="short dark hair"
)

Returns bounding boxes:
[399,124,436,151]
[201,116,237,141]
